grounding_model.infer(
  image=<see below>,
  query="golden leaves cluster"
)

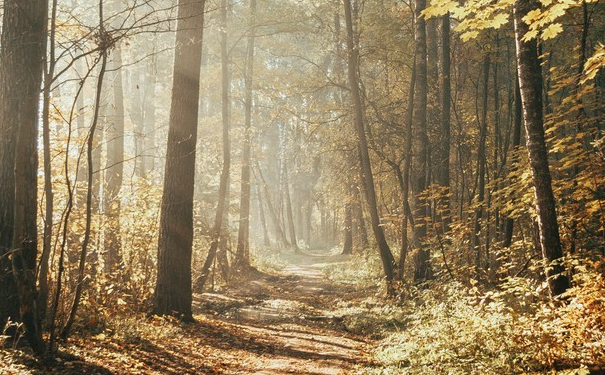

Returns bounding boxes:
[424,0,597,42]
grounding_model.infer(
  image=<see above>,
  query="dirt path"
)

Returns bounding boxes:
[194,250,373,375]
[2,251,374,375]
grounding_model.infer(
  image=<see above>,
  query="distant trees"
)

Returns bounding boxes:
[325,0,603,293]
[153,0,207,320]
[0,0,602,359]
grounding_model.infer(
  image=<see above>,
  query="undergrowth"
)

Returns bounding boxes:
[323,250,384,287]
[324,253,605,375]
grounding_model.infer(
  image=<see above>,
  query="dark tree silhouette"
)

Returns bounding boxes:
[0,0,48,355]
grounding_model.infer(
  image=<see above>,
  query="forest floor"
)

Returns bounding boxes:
[1,250,378,375]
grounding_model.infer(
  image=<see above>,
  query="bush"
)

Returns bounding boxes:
[356,258,605,374]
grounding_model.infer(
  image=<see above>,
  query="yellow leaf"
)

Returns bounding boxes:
[548,3,568,20]
[423,0,461,18]
[461,30,479,41]
[522,29,539,42]
[523,9,542,24]
[541,23,563,40]
[581,44,605,84]
[491,13,509,28]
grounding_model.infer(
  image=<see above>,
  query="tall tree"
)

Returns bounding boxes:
[513,0,569,297]
[436,12,451,227]
[412,0,430,282]
[235,0,257,268]
[39,0,59,325]
[154,0,206,320]
[343,0,396,288]
[197,0,232,291]
[471,54,490,272]
[0,0,48,355]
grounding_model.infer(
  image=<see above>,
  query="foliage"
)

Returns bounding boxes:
[356,257,605,374]
[323,250,385,288]
[582,43,605,84]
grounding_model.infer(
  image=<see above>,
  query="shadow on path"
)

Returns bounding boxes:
[192,249,372,375]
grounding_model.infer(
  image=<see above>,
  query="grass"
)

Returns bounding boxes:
[320,253,605,375]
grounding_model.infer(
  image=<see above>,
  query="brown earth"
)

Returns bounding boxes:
[1,251,375,375]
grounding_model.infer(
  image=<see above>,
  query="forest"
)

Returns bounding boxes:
[1,0,604,374]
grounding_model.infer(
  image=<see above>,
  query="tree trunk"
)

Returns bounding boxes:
[284,166,299,251]
[257,184,271,247]
[412,0,430,282]
[342,201,353,255]
[436,12,451,229]
[0,0,48,355]
[343,0,396,288]
[235,0,257,269]
[104,45,125,274]
[472,54,490,274]
[513,0,569,297]
[354,186,369,249]
[38,0,59,325]
[503,79,523,248]
[399,42,416,281]
[154,0,206,320]
[197,0,232,292]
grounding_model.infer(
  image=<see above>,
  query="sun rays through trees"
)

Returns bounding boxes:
[1,0,605,373]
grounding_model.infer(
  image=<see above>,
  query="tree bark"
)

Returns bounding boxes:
[513,0,569,297]
[154,0,206,320]
[472,54,490,273]
[343,0,396,288]
[0,0,48,355]
[436,12,451,228]
[412,0,430,282]
[354,185,369,249]
[38,0,59,326]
